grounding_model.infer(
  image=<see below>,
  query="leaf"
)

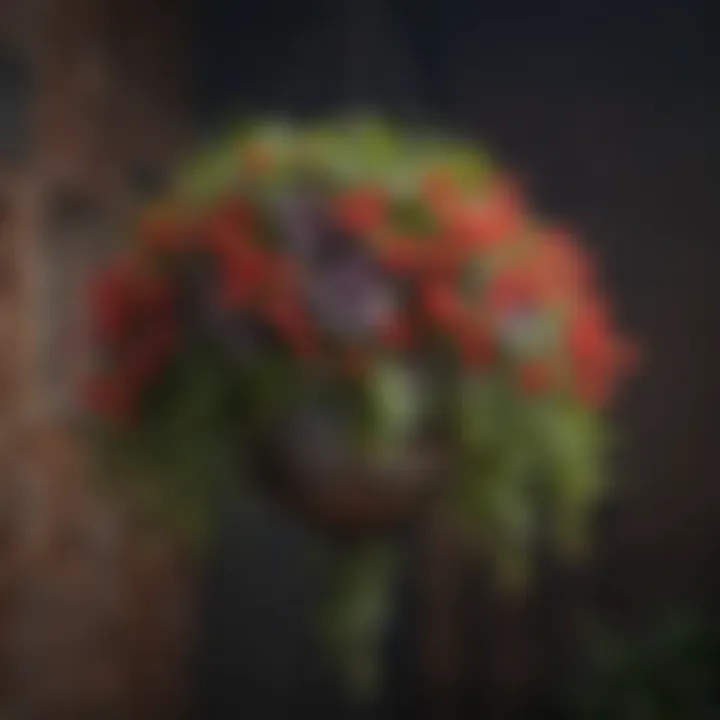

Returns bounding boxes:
[319,540,400,701]
[365,360,423,462]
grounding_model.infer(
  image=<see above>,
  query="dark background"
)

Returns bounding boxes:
[192,1,719,716]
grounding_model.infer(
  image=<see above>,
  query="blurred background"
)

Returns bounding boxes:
[1,0,718,718]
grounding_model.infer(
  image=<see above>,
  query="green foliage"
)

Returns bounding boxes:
[318,540,400,701]
[96,343,306,543]
[574,610,720,719]
[455,373,609,583]
[173,115,494,209]
[365,359,425,465]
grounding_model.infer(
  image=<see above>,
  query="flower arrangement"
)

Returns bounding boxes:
[84,117,637,696]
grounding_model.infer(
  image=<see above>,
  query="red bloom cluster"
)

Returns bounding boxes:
[332,187,387,236]
[198,201,317,357]
[86,260,179,423]
[86,166,636,427]
[329,174,636,407]
[86,197,322,424]
[568,299,638,407]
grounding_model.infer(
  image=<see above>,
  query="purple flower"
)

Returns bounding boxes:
[308,250,395,336]
[276,192,396,338]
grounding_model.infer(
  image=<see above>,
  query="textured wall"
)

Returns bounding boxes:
[0,1,192,717]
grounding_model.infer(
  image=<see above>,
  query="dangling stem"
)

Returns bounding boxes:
[318,538,401,704]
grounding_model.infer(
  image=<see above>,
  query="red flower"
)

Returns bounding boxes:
[124,321,180,391]
[256,251,316,357]
[573,367,614,408]
[89,261,141,348]
[264,253,299,294]
[137,275,175,319]
[533,229,593,300]
[201,198,255,254]
[332,187,387,235]
[421,169,456,210]
[201,201,273,310]
[568,300,629,407]
[378,312,415,351]
[458,324,496,369]
[218,243,270,310]
[446,179,522,251]
[568,301,612,363]
[86,257,182,425]
[518,361,553,395]
[422,282,466,332]
[423,234,467,279]
[263,295,317,359]
[485,267,541,316]
[376,236,421,273]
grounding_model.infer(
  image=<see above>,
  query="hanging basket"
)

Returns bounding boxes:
[84,117,638,568]
[252,424,450,535]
